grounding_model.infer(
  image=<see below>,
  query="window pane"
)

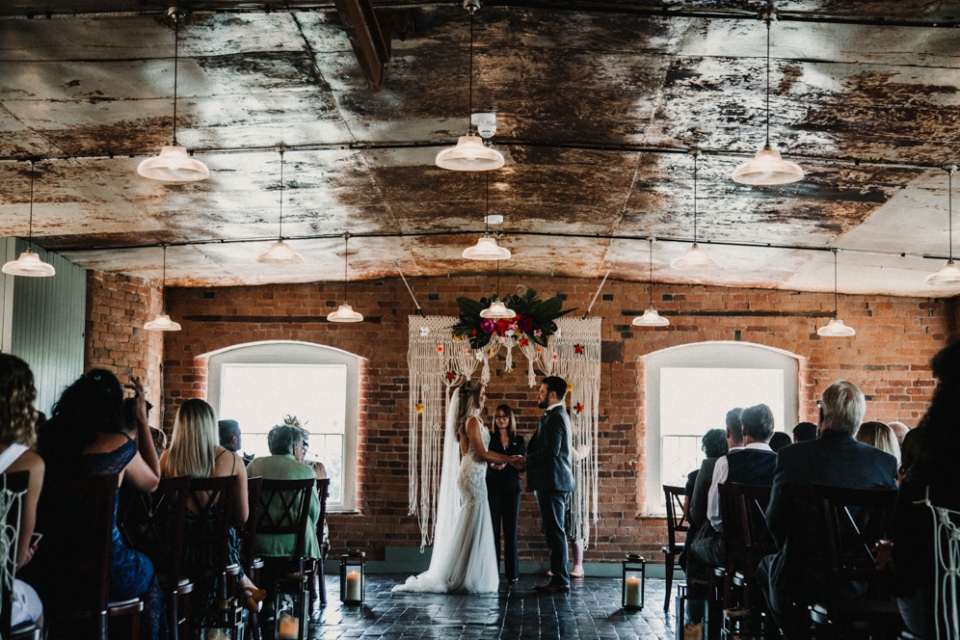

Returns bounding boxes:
[219,363,346,504]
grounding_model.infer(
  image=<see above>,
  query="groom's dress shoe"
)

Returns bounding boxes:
[534,583,570,593]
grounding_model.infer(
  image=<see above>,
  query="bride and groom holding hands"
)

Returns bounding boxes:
[394,375,576,594]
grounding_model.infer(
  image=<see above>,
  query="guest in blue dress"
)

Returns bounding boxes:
[28,370,166,640]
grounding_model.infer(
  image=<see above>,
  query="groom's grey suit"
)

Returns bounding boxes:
[526,404,575,586]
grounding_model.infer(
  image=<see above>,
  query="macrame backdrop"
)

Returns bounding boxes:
[407,316,602,550]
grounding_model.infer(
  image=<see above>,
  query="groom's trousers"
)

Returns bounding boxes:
[537,490,570,585]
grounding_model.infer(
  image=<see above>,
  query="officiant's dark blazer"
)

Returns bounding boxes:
[525,405,575,493]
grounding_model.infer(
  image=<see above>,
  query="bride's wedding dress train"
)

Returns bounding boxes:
[394,408,499,594]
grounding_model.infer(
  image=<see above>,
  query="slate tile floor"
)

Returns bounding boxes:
[275,575,678,640]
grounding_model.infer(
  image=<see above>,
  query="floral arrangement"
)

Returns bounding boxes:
[452,287,574,350]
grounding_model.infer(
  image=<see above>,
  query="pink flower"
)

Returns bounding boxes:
[552,353,560,362]
[534,329,542,337]
[480,318,496,334]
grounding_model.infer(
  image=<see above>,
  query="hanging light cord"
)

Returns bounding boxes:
[693,152,699,243]
[484,172,490,236]
[160,244,168,312]
[764,12,771,146]
[468,10,474,136]
[648,239,654,308]
[949,167,954,262]
[27,160,35,250]
[278,150,285,241]
[172,12,180,147]
[343,234,350,304]
[832,249,839,318]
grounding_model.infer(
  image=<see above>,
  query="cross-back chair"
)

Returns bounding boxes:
[182,475,244,634]
[60,473,143,640]
[136,476,193,640]
[0,471,40,640]
[662,484,690,611]
[810,484,901,639]
[718,483,775,611]
[313,477,331,607]
[256,478,316,592]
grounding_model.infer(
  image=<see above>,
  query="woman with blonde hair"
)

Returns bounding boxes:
[396,380,522,593]
[0,354,44,628]
[856,421,901,464]
[160,398,265,610]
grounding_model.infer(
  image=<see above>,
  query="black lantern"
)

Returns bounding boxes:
[274,575,310,640]
[340,551,365,605]
[621,553,645,610]
[197,610,244,640]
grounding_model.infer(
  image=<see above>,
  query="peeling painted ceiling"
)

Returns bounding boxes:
[3,1,960,296]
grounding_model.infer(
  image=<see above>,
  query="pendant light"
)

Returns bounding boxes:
[464,173,511,260]
[3,160,56,278]
[257,148,303,265]
[672,153,720,271]
[137,7,209,182]
[633,238,669,327]
[144,245,181,331]
[327,234,364,323]
[479,259,516,319]
[731,11,803,186]
[926,165,960,285]
[435,1,504,172]
[817,249,855,338]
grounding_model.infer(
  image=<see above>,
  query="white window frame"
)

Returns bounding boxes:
[643,341,800,515]
[206,340,361,512]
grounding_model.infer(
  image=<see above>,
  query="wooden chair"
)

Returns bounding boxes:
[135,476,193,640]
[181,476,244,634]
[0,471,40,640]
[723,483,775,611]
[810,484,901,639]
[662,484,690,611]
[239,476,264,640]
[313,478,331,607]
[60,473,143,640]
[255,478,316,587]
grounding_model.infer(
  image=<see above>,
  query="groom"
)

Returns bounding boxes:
[526,375,575,593]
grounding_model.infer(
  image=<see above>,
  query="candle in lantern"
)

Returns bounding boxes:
[206,629,228,640]
[277,613,300,639]
[625,576,641,608]
[346,569,362,601]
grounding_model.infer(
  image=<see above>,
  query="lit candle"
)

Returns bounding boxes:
[625,576,641,607]
[206,629,228,640]
[277,613,300,639]
[346,569,362,601]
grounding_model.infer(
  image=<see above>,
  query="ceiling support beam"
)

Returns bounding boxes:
[333,0,394,90]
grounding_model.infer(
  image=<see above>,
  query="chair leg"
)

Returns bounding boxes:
[664,552,675,612]
[169,593,179,640]
[317,555,327,607]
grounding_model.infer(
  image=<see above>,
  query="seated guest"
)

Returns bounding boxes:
[792,421,817,443]
[161,399,264,612]
[218,419,241,453]
[688,428,729,535]
[887,420,909,445]
[889,340,960,638]
[768,432,792,453]
[856,420,901,465]
[30,371,165,640]
[898,425,927,482]
[758,380,898,638]
[245,423,323,561]
[0,355,44,629]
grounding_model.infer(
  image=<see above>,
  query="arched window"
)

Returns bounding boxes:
[206,341,362,511]
[644,341,800,515]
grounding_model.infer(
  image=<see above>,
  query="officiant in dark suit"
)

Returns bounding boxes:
[525,375,576,593]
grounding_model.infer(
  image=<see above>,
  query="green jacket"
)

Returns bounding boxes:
[246,454,322,559]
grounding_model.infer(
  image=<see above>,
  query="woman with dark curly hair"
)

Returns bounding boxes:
[27,370,165,639]
[0,354,45,628]
[887,339,960,638]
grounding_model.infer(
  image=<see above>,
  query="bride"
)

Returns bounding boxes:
[394,381,522,593]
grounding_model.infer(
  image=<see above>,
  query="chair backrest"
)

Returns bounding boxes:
[0,471,29,633]
[238,475,263,571]
[182,476,237,580]
[317,478,330,547]
[137,476,192,586]
[256,478,316,558]
[814,484,897,587]
[720,483,775,581]
[663,485,689,549]
[62,474,121,613]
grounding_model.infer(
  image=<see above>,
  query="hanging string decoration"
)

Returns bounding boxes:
[407,313,601,549]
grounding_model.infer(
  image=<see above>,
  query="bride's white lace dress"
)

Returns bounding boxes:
[394,417,499,594]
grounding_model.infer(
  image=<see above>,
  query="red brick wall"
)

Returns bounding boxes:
[84,271,165,429]
[153,277,952,564]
